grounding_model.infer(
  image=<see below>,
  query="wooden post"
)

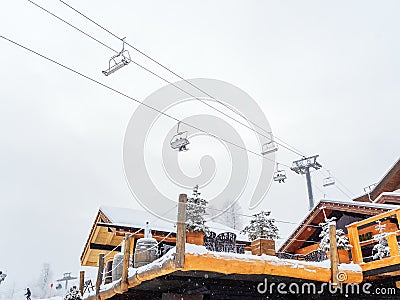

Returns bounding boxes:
[329,222,339,287]
[347,225,363,264]
[96,254,105,300]
[387,233,399,257]
[79,271,85,296]
[175,194,187,269]
[120,233,132,292]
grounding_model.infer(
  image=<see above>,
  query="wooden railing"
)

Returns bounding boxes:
[346,207,400,264]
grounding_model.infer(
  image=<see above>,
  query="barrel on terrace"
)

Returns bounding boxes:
[104,260,113,284]
[111,253,124,281]
[134,237,159,267]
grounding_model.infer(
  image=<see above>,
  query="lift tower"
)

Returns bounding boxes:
[291,155,322,210]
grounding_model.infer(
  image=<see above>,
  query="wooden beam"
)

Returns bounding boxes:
[96,254,104,300]
[347,207,400,228]
[79,271,85,296]
[329,223,339,286]
[364,263,400,277]
[90,243,121,252]
[361,256,400,272]
[347,224,363,264]
[387,233,400,257]
[176,194,187,269]
[183,253,363,284]
[121,233,132,292]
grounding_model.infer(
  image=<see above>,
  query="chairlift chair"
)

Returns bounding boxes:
[102,38,131,76]
[170,122,190,151]
[261,141,278,155]
[273,163,287,183]
[322,177,335,187]
[322,171,335,187]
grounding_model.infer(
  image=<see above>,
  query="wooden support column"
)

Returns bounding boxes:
[347,225,363,264]
[329,223,339,286]
[79,271,85,296]
[396,212,400,229]
[175,194,187,269]
[96,254,105,300]
[387,233,399,257]
[120,233,132,293]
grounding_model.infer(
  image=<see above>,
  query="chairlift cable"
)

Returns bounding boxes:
[334,185,353,200]
[331,176,355,198]
[29,0,295,156]
[54,0,306,158]
[26,0,115,53]
[50,1,354,190]
[202,205,322,228]
[0,35,294,172]
[317,167,355,199]
[26,1,355,192]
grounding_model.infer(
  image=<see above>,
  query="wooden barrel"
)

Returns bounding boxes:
[104,260,113,284]
[134,238,159,268]
[111,253,124,281]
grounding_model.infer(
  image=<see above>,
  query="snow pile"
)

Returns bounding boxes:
[183,244,361,272]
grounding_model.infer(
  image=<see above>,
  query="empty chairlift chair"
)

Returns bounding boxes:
[102,38,131,76]
[323,172,335,187]
[261,141,278,155]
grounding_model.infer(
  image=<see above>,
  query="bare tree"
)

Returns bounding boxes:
[34,263,53,298]
[208,199,243,230]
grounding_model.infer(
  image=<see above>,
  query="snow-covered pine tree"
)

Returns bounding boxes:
[186,185,209,233]
[64,286,82,300]
[241,211,279,241]
[318,217,351,252]
[372,222,391,260]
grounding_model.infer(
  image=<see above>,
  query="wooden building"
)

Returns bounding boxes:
[79,158,400,299]
[279,157,400,259]
[81,206,249,268]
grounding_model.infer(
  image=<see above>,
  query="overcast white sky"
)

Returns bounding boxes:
[1,0,399,296]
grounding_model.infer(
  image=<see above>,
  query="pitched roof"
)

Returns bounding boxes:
[354,157,400,202]
[278,199,398,253]
[99,205,249,241]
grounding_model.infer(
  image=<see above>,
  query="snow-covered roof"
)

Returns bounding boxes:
[373,192,400,203]
[320,198,399,210]
[353,157,400,202]
[99,205,248,241]
[100,205,176,233]
[278,198,398,253]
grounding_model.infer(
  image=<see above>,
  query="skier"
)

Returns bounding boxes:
[25,288,31,300]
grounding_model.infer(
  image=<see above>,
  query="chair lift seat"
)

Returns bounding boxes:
[261,141,278,155]
[323,177,335,187]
